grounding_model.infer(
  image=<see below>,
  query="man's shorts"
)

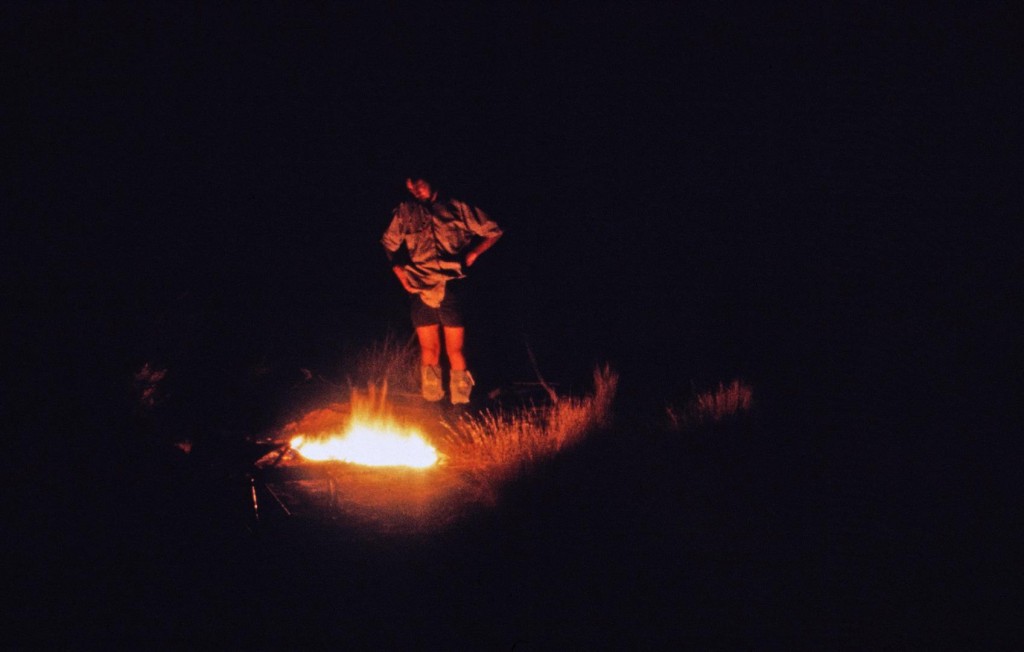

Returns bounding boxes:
[411,281,465,328]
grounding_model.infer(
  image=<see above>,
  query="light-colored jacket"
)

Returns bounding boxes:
[381,198,503,307]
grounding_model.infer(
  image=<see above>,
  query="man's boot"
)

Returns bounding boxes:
[421,364,444,402]
[450,368,474,405]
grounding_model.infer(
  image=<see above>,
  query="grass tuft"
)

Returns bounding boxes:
[440,365,618,488]
[666,378,753,430]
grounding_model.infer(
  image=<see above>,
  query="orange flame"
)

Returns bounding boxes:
[287,382,439,469]
[290,423,438,468]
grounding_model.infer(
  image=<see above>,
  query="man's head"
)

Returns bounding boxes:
[405,177,437,202]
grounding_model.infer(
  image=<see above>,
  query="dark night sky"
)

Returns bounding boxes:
[5,2,1018,404]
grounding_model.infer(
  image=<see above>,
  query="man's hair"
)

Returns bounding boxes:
[405,168,445,190]
[398,150,456,190]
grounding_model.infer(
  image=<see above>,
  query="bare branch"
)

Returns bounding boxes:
[524,340,558,404]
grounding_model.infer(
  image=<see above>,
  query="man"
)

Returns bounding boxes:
[381,176,503,404]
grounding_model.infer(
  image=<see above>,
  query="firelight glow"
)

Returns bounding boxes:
[290,424,439,468]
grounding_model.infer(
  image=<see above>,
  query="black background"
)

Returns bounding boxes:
[4,2,1020,648]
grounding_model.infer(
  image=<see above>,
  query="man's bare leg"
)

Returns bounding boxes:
[443,327,466,370]
[416,325,444,401]
[444,327,473,404]
[416,326,442,366]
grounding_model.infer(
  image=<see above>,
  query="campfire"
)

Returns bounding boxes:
[252,367,618,533]
[283,382,440,468]
[289,424,438,468]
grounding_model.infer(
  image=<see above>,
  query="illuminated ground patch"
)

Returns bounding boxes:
[255,367,617,533]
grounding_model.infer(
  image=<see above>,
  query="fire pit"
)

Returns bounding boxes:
[249,367,617,534]
[250,390,472,532]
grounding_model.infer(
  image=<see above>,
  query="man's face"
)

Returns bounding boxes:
[406,178,435,202]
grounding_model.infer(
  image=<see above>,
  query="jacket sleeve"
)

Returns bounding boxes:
[380,209,405,254]
[458,201,503,239]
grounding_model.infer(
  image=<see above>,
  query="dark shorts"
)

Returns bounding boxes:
[410,281,466,328]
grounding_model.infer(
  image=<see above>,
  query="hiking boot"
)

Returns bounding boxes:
[450,368,474,405]
[420,365,444,402]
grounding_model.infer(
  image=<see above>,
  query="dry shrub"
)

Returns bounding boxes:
[667,379,753,430]
[441,365,617,486]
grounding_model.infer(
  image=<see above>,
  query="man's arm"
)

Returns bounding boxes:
[382,209,415,292]
[391,263,415,293]
[464,233,502,267]
[383,247,416,293]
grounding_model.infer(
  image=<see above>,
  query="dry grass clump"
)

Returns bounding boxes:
[345,332,420,394]
[440,365,617,484]
[667,379,753,430]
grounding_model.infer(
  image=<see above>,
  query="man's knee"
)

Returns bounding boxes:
[420,340,441,357]
[416,326,442,361]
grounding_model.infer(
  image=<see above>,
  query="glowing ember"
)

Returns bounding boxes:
[290,423,438,469]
